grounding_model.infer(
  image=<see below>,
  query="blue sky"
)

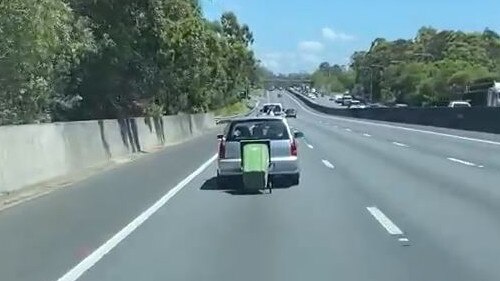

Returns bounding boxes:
[201,0,500,74]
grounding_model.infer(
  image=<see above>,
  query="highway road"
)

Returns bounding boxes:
[2,90,500,280]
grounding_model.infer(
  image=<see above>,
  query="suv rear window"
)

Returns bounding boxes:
[227,119,289,141]
[262,104,282,114]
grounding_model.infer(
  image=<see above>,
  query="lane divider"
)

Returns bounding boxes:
[363,133,372,137]
[366,206,411,246]
[366,206,403,235]
[57,154,218,281]
[286,92,500,147]
[321,160,335,169]
[345,128,352,132]
[392,141,409,148]
[447,157,484,168]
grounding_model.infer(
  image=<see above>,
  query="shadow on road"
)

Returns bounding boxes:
[199,177,224,191]
[200,176,295,196]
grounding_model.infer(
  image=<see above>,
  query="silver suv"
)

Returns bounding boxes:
[217,117,301,186]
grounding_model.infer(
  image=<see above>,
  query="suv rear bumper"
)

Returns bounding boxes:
[218,156,299,176]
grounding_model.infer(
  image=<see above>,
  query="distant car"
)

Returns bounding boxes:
[260,103,284,116]
[448,100,471,108]
[308,94,317,100]
[334,95,344,103]
[348,100,366,109]
[341,95,353,106]
[217,117,301,187]
[285,108,297,118]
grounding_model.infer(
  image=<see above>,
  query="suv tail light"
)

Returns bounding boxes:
[290,139,298,156]
[218,139,226,159]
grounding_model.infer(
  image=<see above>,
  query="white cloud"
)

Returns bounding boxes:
[322,27,355,42]
[259,52,297,73]
[297,41,324,53]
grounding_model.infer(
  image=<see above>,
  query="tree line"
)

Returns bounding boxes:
[312,27,500,106]
[0,0,258,125]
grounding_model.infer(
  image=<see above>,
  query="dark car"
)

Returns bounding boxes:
[285,108,297,118]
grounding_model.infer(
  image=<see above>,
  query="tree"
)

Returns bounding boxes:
[0,0,95,124]
[348,26,500,105]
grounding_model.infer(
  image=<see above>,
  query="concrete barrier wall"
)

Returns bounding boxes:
[0,113,215,193]
[289,89,500,134]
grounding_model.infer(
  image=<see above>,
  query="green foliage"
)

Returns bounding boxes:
[312,62,355,93]
[214,101,248,117]
[349,27,500,105]
[0,0,95,124]
[1,0,258,124]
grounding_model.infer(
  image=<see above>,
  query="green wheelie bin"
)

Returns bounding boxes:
[240,140,271,191]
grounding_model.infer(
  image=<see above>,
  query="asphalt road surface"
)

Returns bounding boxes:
[2,90,500,281]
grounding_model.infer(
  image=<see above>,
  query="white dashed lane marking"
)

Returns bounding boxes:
[321,160,335,169]
[447,157,484,168]
[366,206,404,236]
[392,142,409,148]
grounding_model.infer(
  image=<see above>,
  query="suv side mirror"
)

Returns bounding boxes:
[217,134,224,140]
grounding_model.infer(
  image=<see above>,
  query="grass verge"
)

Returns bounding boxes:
[214,101,250,117]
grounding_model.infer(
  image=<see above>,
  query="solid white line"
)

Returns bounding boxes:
[286,92,500,146]
[363,133,372,137]
[447,157,482,167]
[392,141,409,147]
[57,154,218,281]
[366,206,404,235]
[321,159,335,169]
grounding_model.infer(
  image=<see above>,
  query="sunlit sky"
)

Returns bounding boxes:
[202,0,500,74]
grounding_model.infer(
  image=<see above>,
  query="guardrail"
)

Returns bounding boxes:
[288,88,500,134]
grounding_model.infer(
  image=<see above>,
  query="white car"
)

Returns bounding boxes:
[448,101,471,108]
[260,103,284,116]
[217,117,301,187]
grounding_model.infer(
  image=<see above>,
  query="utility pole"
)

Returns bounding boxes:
[369,70,373,102]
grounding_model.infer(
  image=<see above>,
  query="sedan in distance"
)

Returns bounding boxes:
[285,108,297,118]
[217,117,301,187]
